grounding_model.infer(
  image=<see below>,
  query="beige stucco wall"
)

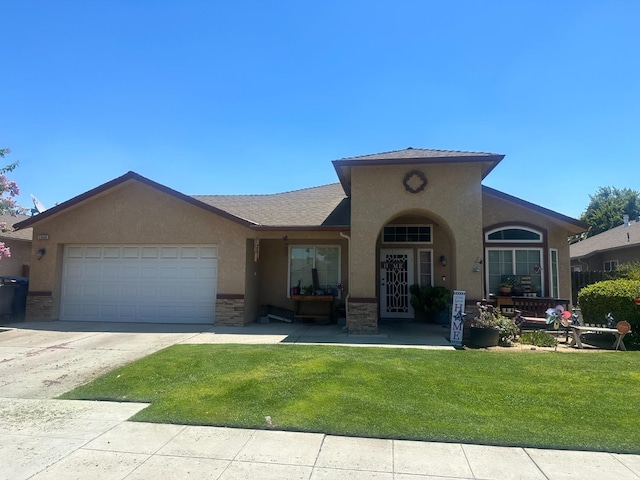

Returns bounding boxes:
[482,192,575,300]
[27,180,253,320]
[244,238,260,323]
[0,239,30,277]
[349,163,484,300]
[253,234,349,316]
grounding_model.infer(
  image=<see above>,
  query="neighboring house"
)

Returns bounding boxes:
[570,217,640,272]
[14,148,588,333]
[0,213,32,278]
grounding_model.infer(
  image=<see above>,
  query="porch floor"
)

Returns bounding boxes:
[213,320,456,350]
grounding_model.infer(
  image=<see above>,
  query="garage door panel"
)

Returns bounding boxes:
[123,247,139,258]
[103,266,119,278]
[200,246,218,258]
[160,267,179,279]
[121,266,138,278]
[180,247,199,259]
[82,304,99,317]
[141,247,159,258]
[200,268,217,280]
[104,247,120,258]
[161,247,179,258]
[61,244,217,324]
[85,247,101,258]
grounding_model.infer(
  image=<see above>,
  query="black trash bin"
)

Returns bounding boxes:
[0,276,29,322]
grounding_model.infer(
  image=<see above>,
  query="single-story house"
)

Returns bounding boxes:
[14,148,589,333]
[570,216,640,272]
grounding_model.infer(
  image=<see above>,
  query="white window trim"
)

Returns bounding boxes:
[287,245,341,298]
[550,248,559,298]
[417,248,434,287]
[382,224,433,244]
[603,260,618,272]
[485,226,543,243]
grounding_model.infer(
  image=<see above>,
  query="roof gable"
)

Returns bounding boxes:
[332,147,504,195]
[483,186,589,233]
[13,171,258,231]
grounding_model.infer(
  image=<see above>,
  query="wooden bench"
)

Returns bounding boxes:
[510,297,569,318]
[570,324,632,350]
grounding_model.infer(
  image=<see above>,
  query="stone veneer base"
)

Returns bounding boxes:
[25,295,54,321]
[215,298,246,326]
[347,301,378,334]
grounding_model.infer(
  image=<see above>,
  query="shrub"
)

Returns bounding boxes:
[616,261,640,281]
[495,314,520,345]
[409,284,450,317]
[519,330,557,347]
[578,279,640,349]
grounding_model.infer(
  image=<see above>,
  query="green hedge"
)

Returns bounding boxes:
[578,279,640,349]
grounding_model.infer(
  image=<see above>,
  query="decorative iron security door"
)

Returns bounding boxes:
[379,249,414,318]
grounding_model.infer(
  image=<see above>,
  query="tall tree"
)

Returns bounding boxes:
[580,186,640,237]
[0,148,26,259]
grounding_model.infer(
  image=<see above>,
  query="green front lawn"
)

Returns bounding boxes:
[60,345,640,453]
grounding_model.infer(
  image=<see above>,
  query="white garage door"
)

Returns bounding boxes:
[61,245,217,323]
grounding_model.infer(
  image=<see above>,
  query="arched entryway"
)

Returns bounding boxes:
[377,212,455,321]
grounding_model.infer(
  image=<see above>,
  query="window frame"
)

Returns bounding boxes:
[603,260,618,272]
[485,247,545,296]
[485,226,543,243]
[287,245,341,298]
[417,248,434,287]
[382,224,433,244]
[550,248,559,298]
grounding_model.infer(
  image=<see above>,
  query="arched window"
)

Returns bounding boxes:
[485,226,545,296]
[486,227,542,242]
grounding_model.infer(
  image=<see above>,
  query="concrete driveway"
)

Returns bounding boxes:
[0,322,219,399]
[2,321,640,480]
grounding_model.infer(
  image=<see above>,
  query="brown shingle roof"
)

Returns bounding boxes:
[333,147,505,195]
[193,183,349,227]
[570,220,640,259]
[1,213,32,241]
[338,147,500,161]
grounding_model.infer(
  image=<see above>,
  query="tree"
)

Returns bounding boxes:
[0,147,26,260]
[579,186,640,237]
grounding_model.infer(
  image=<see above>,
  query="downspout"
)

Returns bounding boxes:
[339,230,350,326]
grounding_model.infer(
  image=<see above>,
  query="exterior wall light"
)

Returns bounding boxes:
[440,255,447,267]
[36,248,46,260]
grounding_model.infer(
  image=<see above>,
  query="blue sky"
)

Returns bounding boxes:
[2,1,638,219]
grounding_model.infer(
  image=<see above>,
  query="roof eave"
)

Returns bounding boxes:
[332,154,505,196]
[483,186,590,233]
[571,242,640,260]
[251,225,350,232]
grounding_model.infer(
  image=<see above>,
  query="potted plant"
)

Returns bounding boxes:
[499,283,512,296]
[409,284,451,323]
[468,303,519,347]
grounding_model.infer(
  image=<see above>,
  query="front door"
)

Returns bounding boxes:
[380,249,414,318]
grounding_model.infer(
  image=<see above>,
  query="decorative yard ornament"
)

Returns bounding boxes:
[449,290,466,346]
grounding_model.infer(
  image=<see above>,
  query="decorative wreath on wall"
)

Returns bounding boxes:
[403,170,428,194]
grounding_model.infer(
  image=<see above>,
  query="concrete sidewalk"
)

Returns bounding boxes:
[1,321,639,479]
[2,398,640,480]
